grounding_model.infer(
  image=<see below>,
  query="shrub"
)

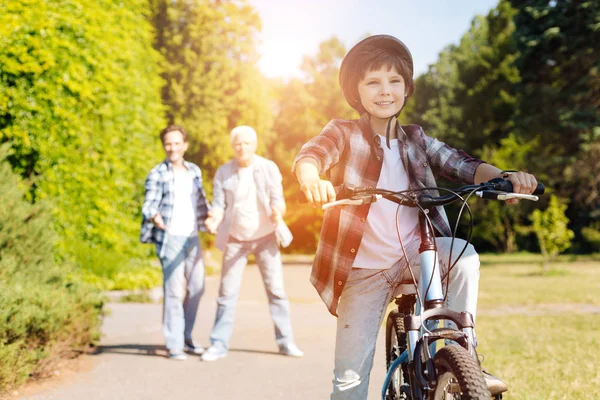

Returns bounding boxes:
[0,145,103,394]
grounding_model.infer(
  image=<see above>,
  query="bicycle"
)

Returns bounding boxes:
[321,178,545,400]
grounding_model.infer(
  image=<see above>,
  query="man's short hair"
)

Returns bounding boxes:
[230,125,257,144]
[160,124,188,143]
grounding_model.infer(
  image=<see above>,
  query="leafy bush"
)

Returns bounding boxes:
[66,241,162,291]
[530,195,575,272]
[0,145,103,394]
[0,0,165,260]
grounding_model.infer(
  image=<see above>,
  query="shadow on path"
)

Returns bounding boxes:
[94,344,167,358]
[228,348,280,356]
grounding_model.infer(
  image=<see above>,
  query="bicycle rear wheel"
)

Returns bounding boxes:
[385,312,410,400]
[430,346,490,400]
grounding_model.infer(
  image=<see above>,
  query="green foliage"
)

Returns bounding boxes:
[530,195,574,271]
[581,225,600,249]
[471,134,542,252]
[67,241,161,290]
[0,145,103,393]
[149,0,272,191]
[270,37,356,252]
[509,0,600,166]
[0,0,165,259]
[406,1,520,155]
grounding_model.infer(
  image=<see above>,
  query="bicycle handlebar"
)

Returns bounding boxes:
[320,178,545,210]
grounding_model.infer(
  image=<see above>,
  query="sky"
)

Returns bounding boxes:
[248,0,500,79]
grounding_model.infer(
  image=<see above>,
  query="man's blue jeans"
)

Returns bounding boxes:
[209,233,295,349]
[157,235,205,351]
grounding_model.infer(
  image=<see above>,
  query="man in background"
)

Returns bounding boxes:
[202,125,302,361]
[140,124,209,360]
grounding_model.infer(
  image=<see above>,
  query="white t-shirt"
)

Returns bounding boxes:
[168,168,198,236]
[353,135,420,269]
[229,165,274,241]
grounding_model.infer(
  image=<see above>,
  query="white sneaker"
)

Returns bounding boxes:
[184,339,205,355]
[279,343,304,358]
[201,345,228,362]
[168,350,187,361]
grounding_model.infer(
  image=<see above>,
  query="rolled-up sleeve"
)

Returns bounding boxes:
[421,127,484,184]
[292,120,347,176]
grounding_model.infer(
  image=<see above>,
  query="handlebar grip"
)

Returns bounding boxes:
[491,178,545,195]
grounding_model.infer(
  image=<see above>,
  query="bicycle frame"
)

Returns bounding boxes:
[317,178,543,399]
[381,206,477,400]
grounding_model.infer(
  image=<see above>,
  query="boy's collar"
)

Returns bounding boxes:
[358,114,408,145]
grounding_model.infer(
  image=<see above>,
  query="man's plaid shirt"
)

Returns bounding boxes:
[292,114,484,316]
[140,159,210,257]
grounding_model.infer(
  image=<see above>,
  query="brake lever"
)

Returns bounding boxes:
[475,190,539,201]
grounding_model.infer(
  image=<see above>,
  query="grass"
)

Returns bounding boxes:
[475,254,600,399]
[478,260,600,308]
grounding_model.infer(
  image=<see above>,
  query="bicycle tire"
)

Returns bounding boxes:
[385,312,410,400]
[430,345,491,400]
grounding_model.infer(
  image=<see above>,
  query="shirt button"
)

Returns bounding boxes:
[350,248,356,253]
[361,218,366,222]
[338,281,343,286]
[423,162,428,167]
[377,156,381,161]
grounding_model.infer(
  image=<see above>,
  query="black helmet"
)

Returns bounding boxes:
[339,35,414,114]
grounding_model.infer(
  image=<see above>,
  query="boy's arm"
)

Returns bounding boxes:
[474,163,538,204]
[417,126,537,201]
[295,158,336,207]
[292,120,346,207]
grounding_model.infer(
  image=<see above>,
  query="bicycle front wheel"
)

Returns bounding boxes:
[385,312,409,399]
[430,346,490,400]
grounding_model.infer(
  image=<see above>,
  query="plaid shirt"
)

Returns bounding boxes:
[140,159,210,257]
[211,155,288,251]
[292,114,484,316]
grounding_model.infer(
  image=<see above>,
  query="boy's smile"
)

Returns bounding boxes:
[358,65,406,131]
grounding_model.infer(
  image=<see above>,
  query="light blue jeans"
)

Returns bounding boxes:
[331,238,480,399]
[157,235,205,351]
[209,233,295,349]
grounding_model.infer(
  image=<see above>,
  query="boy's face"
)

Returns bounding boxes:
[357,65,406,120]
[162,130,188,164]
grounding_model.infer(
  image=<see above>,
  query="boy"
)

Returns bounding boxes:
[293,35,538,399]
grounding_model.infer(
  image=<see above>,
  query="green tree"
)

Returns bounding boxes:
[270,37,356,252]
[530,195,574,272]
[0,143,103,392]
[149,0,273,189]
[509,0,600,250]
[509,0,600,163]
[0,0,165,258]
[472,134,542,252]
[406,0,520,155]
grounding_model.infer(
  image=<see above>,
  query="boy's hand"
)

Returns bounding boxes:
[295,158,336,207]
[505,171,538,205]
[300,178,336,208]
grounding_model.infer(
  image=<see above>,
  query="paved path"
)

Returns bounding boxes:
[20,264,389,400]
